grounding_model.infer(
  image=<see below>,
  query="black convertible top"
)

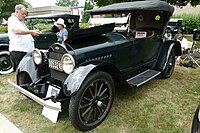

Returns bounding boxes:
[87,0,174,15]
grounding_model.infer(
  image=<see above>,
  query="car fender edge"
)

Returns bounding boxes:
[63,64,96,96]
[17,53,38,83]
[156,41,181,71]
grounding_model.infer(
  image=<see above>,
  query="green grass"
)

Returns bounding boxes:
[1,65,200,133]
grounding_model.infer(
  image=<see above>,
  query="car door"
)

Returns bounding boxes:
[114,31,161,66]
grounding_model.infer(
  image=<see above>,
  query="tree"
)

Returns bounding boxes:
[56,0,79,7]
[90,0,200,7]
[82,1,94,23]
[0,0,30,20]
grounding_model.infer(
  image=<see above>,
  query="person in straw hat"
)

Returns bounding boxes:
[54,18,68,42]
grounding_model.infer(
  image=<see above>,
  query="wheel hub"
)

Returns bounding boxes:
[97,101,103,107]
[92,97,103,107]
[0,56,11,69]
[3,60,8,65]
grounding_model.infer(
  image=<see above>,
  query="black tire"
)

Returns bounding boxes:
[161,49,175,79]
[0,51,13,74]
[191,105,200,133]
[69,71,115,131]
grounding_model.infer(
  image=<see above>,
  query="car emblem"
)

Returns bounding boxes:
[55,46,60,50]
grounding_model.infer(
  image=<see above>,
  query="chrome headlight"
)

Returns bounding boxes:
[32,49,42,65]
[61,53,75,74]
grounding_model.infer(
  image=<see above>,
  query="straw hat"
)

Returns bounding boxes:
[54,18,66,27]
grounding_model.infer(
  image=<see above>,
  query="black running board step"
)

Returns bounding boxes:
[127,69,161,87]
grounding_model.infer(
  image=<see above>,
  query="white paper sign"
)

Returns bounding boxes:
[135,31,147,38]
[42,85,61,123]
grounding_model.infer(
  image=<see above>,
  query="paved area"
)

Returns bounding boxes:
[0,113,23,133]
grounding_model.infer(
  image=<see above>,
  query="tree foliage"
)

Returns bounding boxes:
[0,0,30,20]
[82,1,94,23]
[55,0,79,7]
[90,0,200,7]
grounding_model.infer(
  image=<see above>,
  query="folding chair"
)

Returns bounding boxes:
[179,41,200,68]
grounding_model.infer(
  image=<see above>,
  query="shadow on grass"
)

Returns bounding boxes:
[114,76,161,101]
[59,99,70,121]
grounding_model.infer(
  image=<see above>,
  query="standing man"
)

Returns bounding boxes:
[8,4,40,71]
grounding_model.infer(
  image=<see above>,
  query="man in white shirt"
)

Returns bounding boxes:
[8,4,40,71]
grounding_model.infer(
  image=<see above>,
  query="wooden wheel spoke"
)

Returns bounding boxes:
[99,87,108,97]
[97,83,104,96]
[85,107,94,122]
[83,96,92,102]
[80,102,92,109]
[82,106,92,118]
[89,87,94,98]
[99,95,109,101]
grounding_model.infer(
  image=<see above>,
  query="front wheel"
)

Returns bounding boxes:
[0,51,13,74]
[161,49,175,79]
[69,71,115,131]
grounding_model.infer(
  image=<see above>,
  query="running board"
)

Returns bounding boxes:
[127,69,161,87]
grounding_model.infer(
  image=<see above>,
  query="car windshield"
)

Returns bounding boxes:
[26,18,54,30]
[168,22,178,27]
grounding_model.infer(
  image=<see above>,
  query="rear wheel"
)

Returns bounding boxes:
[0,51,13,74]
[161,49,175,79]
[69,71,115,131]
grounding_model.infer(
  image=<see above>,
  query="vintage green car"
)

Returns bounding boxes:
[8,1,181,131]
[0,13,79,74]
[166,18,185,40]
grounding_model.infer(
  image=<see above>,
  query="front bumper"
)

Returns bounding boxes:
[8,79,61,112]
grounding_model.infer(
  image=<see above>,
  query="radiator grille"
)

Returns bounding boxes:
[49,52,68,83]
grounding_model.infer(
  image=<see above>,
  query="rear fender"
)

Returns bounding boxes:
[155,40,181,71]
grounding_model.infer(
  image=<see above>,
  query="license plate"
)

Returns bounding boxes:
[46,85,60,98]
[49,59,63,71]
[42,85,61,123]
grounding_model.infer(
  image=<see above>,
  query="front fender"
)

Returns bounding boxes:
[155,40,181,71]
[63,64,96,96]
[17,53,38,82]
